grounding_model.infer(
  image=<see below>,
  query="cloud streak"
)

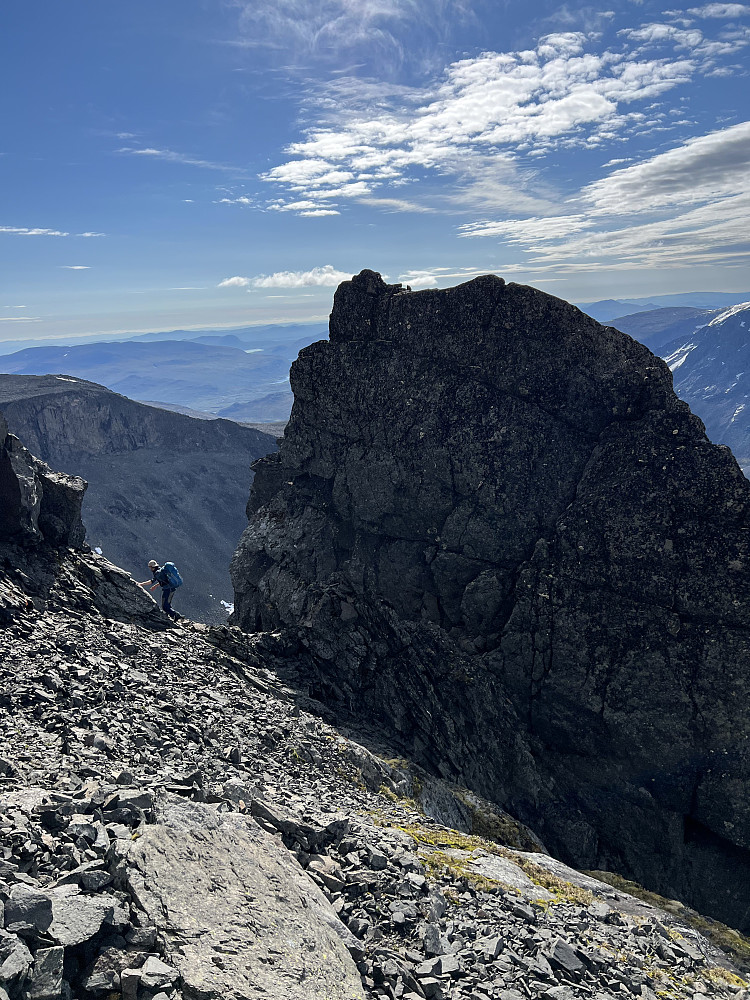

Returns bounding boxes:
[228,0,474,78]
[459,122,750,273]
[118,147,241,173]
[219,265,353,288]
[0,226,69,236]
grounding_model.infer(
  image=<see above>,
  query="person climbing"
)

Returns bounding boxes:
[139,559,183,621]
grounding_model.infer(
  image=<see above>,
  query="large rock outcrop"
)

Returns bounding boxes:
[0,412,86,550]
[231,270,750,930]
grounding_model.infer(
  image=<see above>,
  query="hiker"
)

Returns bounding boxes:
[139,559,182,621]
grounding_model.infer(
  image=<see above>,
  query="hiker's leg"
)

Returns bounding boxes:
[163,587,180,619]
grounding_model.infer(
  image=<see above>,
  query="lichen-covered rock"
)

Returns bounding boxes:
[231,270,750,930]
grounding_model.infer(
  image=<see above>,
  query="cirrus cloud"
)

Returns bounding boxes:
[459,121,750,274]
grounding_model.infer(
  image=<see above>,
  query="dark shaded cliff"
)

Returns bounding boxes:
[231,270,750,930]
[0,375,277,621]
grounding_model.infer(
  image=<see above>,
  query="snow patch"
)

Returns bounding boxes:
[731,404,746,424]
[55,376,78,382]
[221,600,234,615]
[665,343,697,371]
[708,302,750,327]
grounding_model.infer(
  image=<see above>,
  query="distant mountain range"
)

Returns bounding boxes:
[578,291,750,323]
[0,325,327,421]
[0,321,323,357]
[0,374,278,622]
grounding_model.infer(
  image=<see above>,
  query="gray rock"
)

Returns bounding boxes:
[49,892,128,947]
[0,934,32,985]
[120,968,141,1000]
[139,956,179,990]
[4,885,53,937]
[123,795,365,999]
[29,947,64,1000]
[548,939,584,975]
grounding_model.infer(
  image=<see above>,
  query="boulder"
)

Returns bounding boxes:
[123,795,365,1000]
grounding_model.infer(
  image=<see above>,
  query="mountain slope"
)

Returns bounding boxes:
[609,306,717,354]
[0,374,277,621]
[656,302,750,471]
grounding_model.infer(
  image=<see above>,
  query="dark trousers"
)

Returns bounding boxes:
[161,586,177,618]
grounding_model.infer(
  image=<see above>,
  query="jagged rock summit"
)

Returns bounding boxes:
[232,270,750,930]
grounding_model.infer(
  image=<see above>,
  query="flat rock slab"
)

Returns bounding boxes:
[465,853,553,901]
[124,796,365,1000]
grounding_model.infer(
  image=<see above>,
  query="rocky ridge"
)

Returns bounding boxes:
[1,405,749,999]
[230,271,750,931]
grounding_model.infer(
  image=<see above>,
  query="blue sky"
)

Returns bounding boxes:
[2,0,749,341]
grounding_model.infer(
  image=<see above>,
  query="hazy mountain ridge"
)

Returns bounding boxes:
[0,324,326,422]
[579,291,750,322]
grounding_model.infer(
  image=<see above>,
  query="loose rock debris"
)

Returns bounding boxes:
[0,607,747,1000]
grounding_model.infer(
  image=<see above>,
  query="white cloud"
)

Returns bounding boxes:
[0,226,69,236]
[118,147,240,173]
[77,231,106,237]
[219,267,352,286]
[460,122,750,273]
[217,196,254,205]
[358,197,434,213]
[59,265,91,270]
[218,276,252,288]
[249,265,352,287]
[688,3,749,16]
[460,216,594,241]
[581,120,750,214]
[0,316,41,323]
[260,25,726,216]
[397,270,439,288]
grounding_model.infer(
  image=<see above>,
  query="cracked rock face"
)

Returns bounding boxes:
[231,270,750,930]
[0,417,86,551]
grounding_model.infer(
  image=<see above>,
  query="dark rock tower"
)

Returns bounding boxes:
[231,270,750,930]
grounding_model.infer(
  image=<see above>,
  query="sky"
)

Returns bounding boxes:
[1,0,750,342]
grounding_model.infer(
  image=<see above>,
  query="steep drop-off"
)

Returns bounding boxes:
[231,270,750,930]
[0,375,277,621]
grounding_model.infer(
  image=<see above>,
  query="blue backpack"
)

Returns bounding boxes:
[162,562,183,588]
